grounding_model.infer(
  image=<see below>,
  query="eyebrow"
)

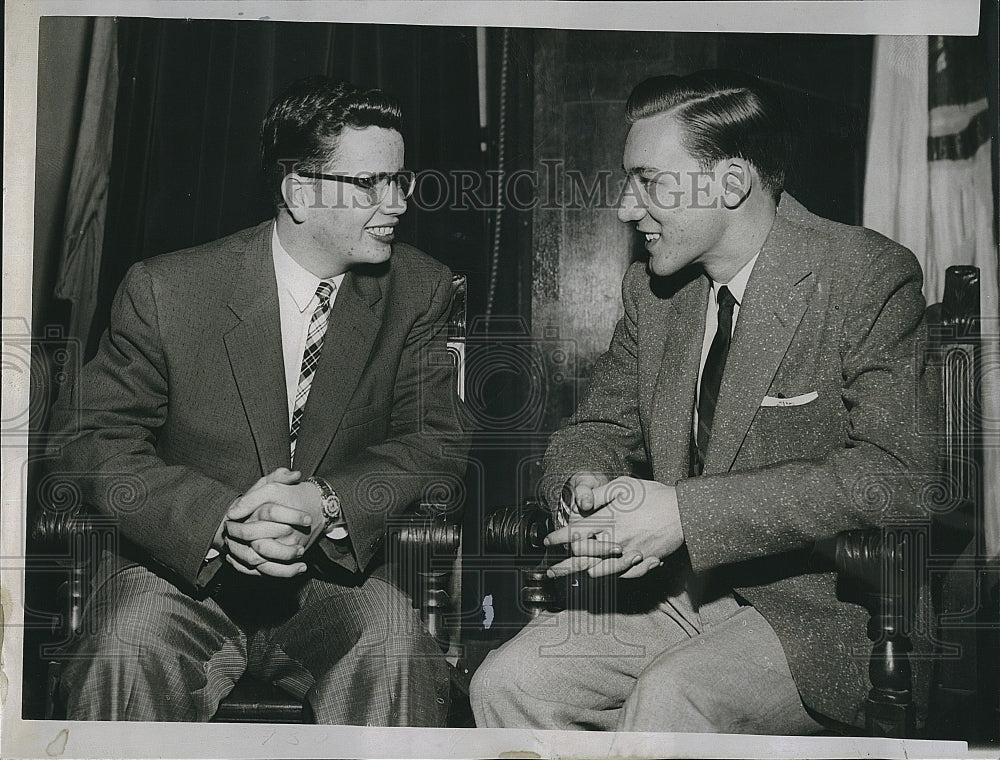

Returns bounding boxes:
[622,164,662,175]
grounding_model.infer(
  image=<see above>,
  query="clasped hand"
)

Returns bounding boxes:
[222,468,326,577]
[544,474,684,580]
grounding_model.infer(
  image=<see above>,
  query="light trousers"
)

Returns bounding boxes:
[471,580,821,734]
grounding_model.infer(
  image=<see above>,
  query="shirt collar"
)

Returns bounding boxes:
[271,225,345,312]
[711,252,759,307]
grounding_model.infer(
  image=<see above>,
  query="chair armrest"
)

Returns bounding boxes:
[484,503,553,555]
[484,504,565,617]
[389,507,462,648]
[32,507,100,548]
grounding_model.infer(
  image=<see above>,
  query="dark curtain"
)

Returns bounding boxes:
[88,18,493,357]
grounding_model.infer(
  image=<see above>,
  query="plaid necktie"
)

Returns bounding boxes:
[692,285,737,476]
[290,280,335,463]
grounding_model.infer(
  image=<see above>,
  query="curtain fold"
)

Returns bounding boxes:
[863,33,1000,558]
[53,17,118,346]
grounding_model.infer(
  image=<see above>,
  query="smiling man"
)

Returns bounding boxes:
[471,69,936,733]
[48,76,467,725]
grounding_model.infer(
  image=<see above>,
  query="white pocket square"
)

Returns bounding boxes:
[761,391,818,407]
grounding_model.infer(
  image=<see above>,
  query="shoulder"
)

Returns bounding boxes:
[374,242,455,305]
[777,195,922,283]
[387,242,453,283]
[139,223,266,279]
[122,222,269,305]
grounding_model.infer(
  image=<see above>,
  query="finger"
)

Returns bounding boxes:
[543,525,571,546]
[546,555,603,578]
[587,553,644,579]
[590,478,640,511]
[566,537,623,558]
[543,517,613,548]
[573,483,597,513]
[227,496,260,521]
[225,538,267,568]
[225,519,294,542]
[619,557,663,580]
[254,560,309,578]
[266,467,301,485]
[227,484,279,519]
[255,503,313,528]
[250,538,306,562]
[225,553,261,576]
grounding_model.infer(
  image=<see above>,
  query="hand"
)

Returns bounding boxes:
[544,476,683,580]
[211,467,301,551]
[556,471,611,526]
[240,466,307,548]
[224,473,325,578]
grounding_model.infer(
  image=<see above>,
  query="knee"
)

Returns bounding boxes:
[469,635,541,718]
[621,668,716,732]
[355,588,440,659]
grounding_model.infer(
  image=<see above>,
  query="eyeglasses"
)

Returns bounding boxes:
[297,170,416,205]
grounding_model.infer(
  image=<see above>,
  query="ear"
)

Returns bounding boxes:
[720,159,752,209]
[280,174,311,223]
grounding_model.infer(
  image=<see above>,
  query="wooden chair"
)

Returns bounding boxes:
[484,265,998,740]
[30,273,468,724]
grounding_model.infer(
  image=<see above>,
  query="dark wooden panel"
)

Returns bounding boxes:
[531,30,720,432]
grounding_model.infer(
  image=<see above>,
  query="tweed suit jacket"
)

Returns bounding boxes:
[542,195,937,727]
[49,220,468,592]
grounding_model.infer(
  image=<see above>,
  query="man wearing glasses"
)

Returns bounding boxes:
[48,76,467,725]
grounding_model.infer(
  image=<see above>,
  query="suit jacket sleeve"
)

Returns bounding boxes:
[47,262,239,589]
[540,263,650,510]
[677,243,937,573]
[317,267,470,574]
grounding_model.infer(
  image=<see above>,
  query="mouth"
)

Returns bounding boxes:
[641,231,661,245]
[364,225,396,243]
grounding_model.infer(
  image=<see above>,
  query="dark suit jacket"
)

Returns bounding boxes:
[542,195,937,727]
[50,221,468,592]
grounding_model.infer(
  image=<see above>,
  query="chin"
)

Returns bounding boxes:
[357,244,393,266]
[648,255,678,278]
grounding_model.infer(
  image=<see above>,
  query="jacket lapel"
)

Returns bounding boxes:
[290,268,383,475]
[223,222,291,474]
[705,211,815,473]
[649,274,710,482]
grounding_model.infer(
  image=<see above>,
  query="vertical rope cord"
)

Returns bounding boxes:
[485,28,511,318]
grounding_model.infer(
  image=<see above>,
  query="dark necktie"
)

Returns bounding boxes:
[692,285,737,476]
[290,280,335,464]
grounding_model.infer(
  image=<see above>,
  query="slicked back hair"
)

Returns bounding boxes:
[260,75,403,208]
[625,70,791,203]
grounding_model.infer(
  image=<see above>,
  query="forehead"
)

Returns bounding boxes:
[622,112,694,170]
[327,126,404,171]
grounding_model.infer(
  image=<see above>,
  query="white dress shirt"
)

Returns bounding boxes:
[693,253,759,431]
[271,225,346,424]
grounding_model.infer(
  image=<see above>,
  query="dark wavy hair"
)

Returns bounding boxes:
[626,70,791,202]
[260,75,402,207]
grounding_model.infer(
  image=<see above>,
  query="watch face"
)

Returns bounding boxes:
[321,493,341,522]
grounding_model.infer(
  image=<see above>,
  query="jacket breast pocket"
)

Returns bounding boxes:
[340,401,388,431]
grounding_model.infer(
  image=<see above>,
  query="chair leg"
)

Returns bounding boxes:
[44,661,64,720]
[864,631,915,737]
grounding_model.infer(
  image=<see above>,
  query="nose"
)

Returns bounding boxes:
[381,180,408,216]
[617,176,646,224]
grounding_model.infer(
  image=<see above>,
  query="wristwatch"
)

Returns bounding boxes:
[306,476,346,538]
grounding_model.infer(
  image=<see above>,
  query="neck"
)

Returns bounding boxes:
[703,195,777,284]
[275,213,347,279]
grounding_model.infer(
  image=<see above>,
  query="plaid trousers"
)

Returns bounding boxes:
[61,558,449,725]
